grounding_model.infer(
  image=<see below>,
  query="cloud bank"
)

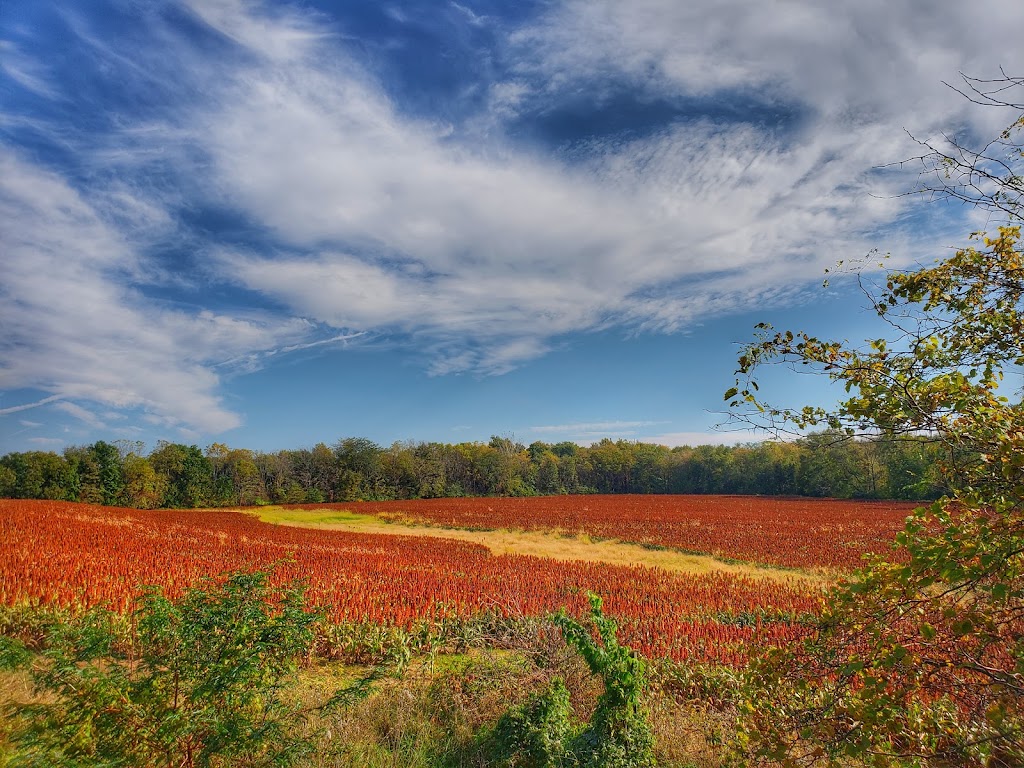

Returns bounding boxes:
[1,0,1019,436]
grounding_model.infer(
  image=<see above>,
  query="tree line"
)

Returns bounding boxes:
[0,432,949,508]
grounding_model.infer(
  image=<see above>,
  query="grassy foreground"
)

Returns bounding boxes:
[0,654,728,768]
[0,575,735,768]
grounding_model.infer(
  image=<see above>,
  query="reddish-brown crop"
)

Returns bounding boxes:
[299,494,918,570]
[0,500,826,665]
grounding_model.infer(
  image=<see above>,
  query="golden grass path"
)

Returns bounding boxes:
[241,506,825,586]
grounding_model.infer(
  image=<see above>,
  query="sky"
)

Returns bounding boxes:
[1,0,1021,454]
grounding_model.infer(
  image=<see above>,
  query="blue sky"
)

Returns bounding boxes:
[1,0,1021,453]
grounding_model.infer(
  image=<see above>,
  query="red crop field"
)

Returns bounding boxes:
[298,494,919,570]
[0,499,833,665]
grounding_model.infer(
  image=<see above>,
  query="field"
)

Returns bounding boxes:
[281,494,918,569]
[0,495,917,665]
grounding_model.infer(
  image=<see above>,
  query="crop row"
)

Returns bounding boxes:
[299,494,918,569]
[0,500,824,665]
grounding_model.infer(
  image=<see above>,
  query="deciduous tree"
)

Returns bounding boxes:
[728,77,1024,766]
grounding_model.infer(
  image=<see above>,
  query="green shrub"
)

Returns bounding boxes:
[6,570,323,768]
[556,594,655,768]
[488,677,573,767]
[488,594,656,768]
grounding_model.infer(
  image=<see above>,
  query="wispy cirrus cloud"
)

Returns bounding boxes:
[187,0,1012,369]
[0,395,64,416]
[639,431,772,448]
[27,436,65,447]
[0,39,63,99]
[507,0,1021,132]
[530,420,666,435]
[0,150,311,434]
[52,402,106,430]
[1,0,1019,444]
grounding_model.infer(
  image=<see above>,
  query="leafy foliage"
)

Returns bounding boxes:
[486,595,655,768]
[727,88,1024,766]
[3,432,950,508]
[557,594,656,768]
[7,570,323,768]
[488,677,574,768]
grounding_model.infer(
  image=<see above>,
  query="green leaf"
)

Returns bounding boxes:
[0,636,32,671]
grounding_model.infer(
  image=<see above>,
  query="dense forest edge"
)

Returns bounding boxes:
[0,431,949,508]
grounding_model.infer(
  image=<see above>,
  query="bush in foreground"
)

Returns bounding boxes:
[487,593,656,768]
[4,571,324,768]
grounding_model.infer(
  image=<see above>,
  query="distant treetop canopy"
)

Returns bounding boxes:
[0,432,948,507]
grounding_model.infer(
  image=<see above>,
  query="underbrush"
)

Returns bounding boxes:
[277,647,732,767]
[0,578,738,767]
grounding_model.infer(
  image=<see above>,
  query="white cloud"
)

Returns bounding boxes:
[181,0,1011,375]
[0,40,62,100]
[510,0,1020,130]
[183,0,329,63]
[639,430,770,447]
[27,437,64,447]
[0,395,63,416]
[52,402,106,429]
[0,151,311,433]
[3,0,1020,439]
[531,420,665,434]
[450,2,486,27]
